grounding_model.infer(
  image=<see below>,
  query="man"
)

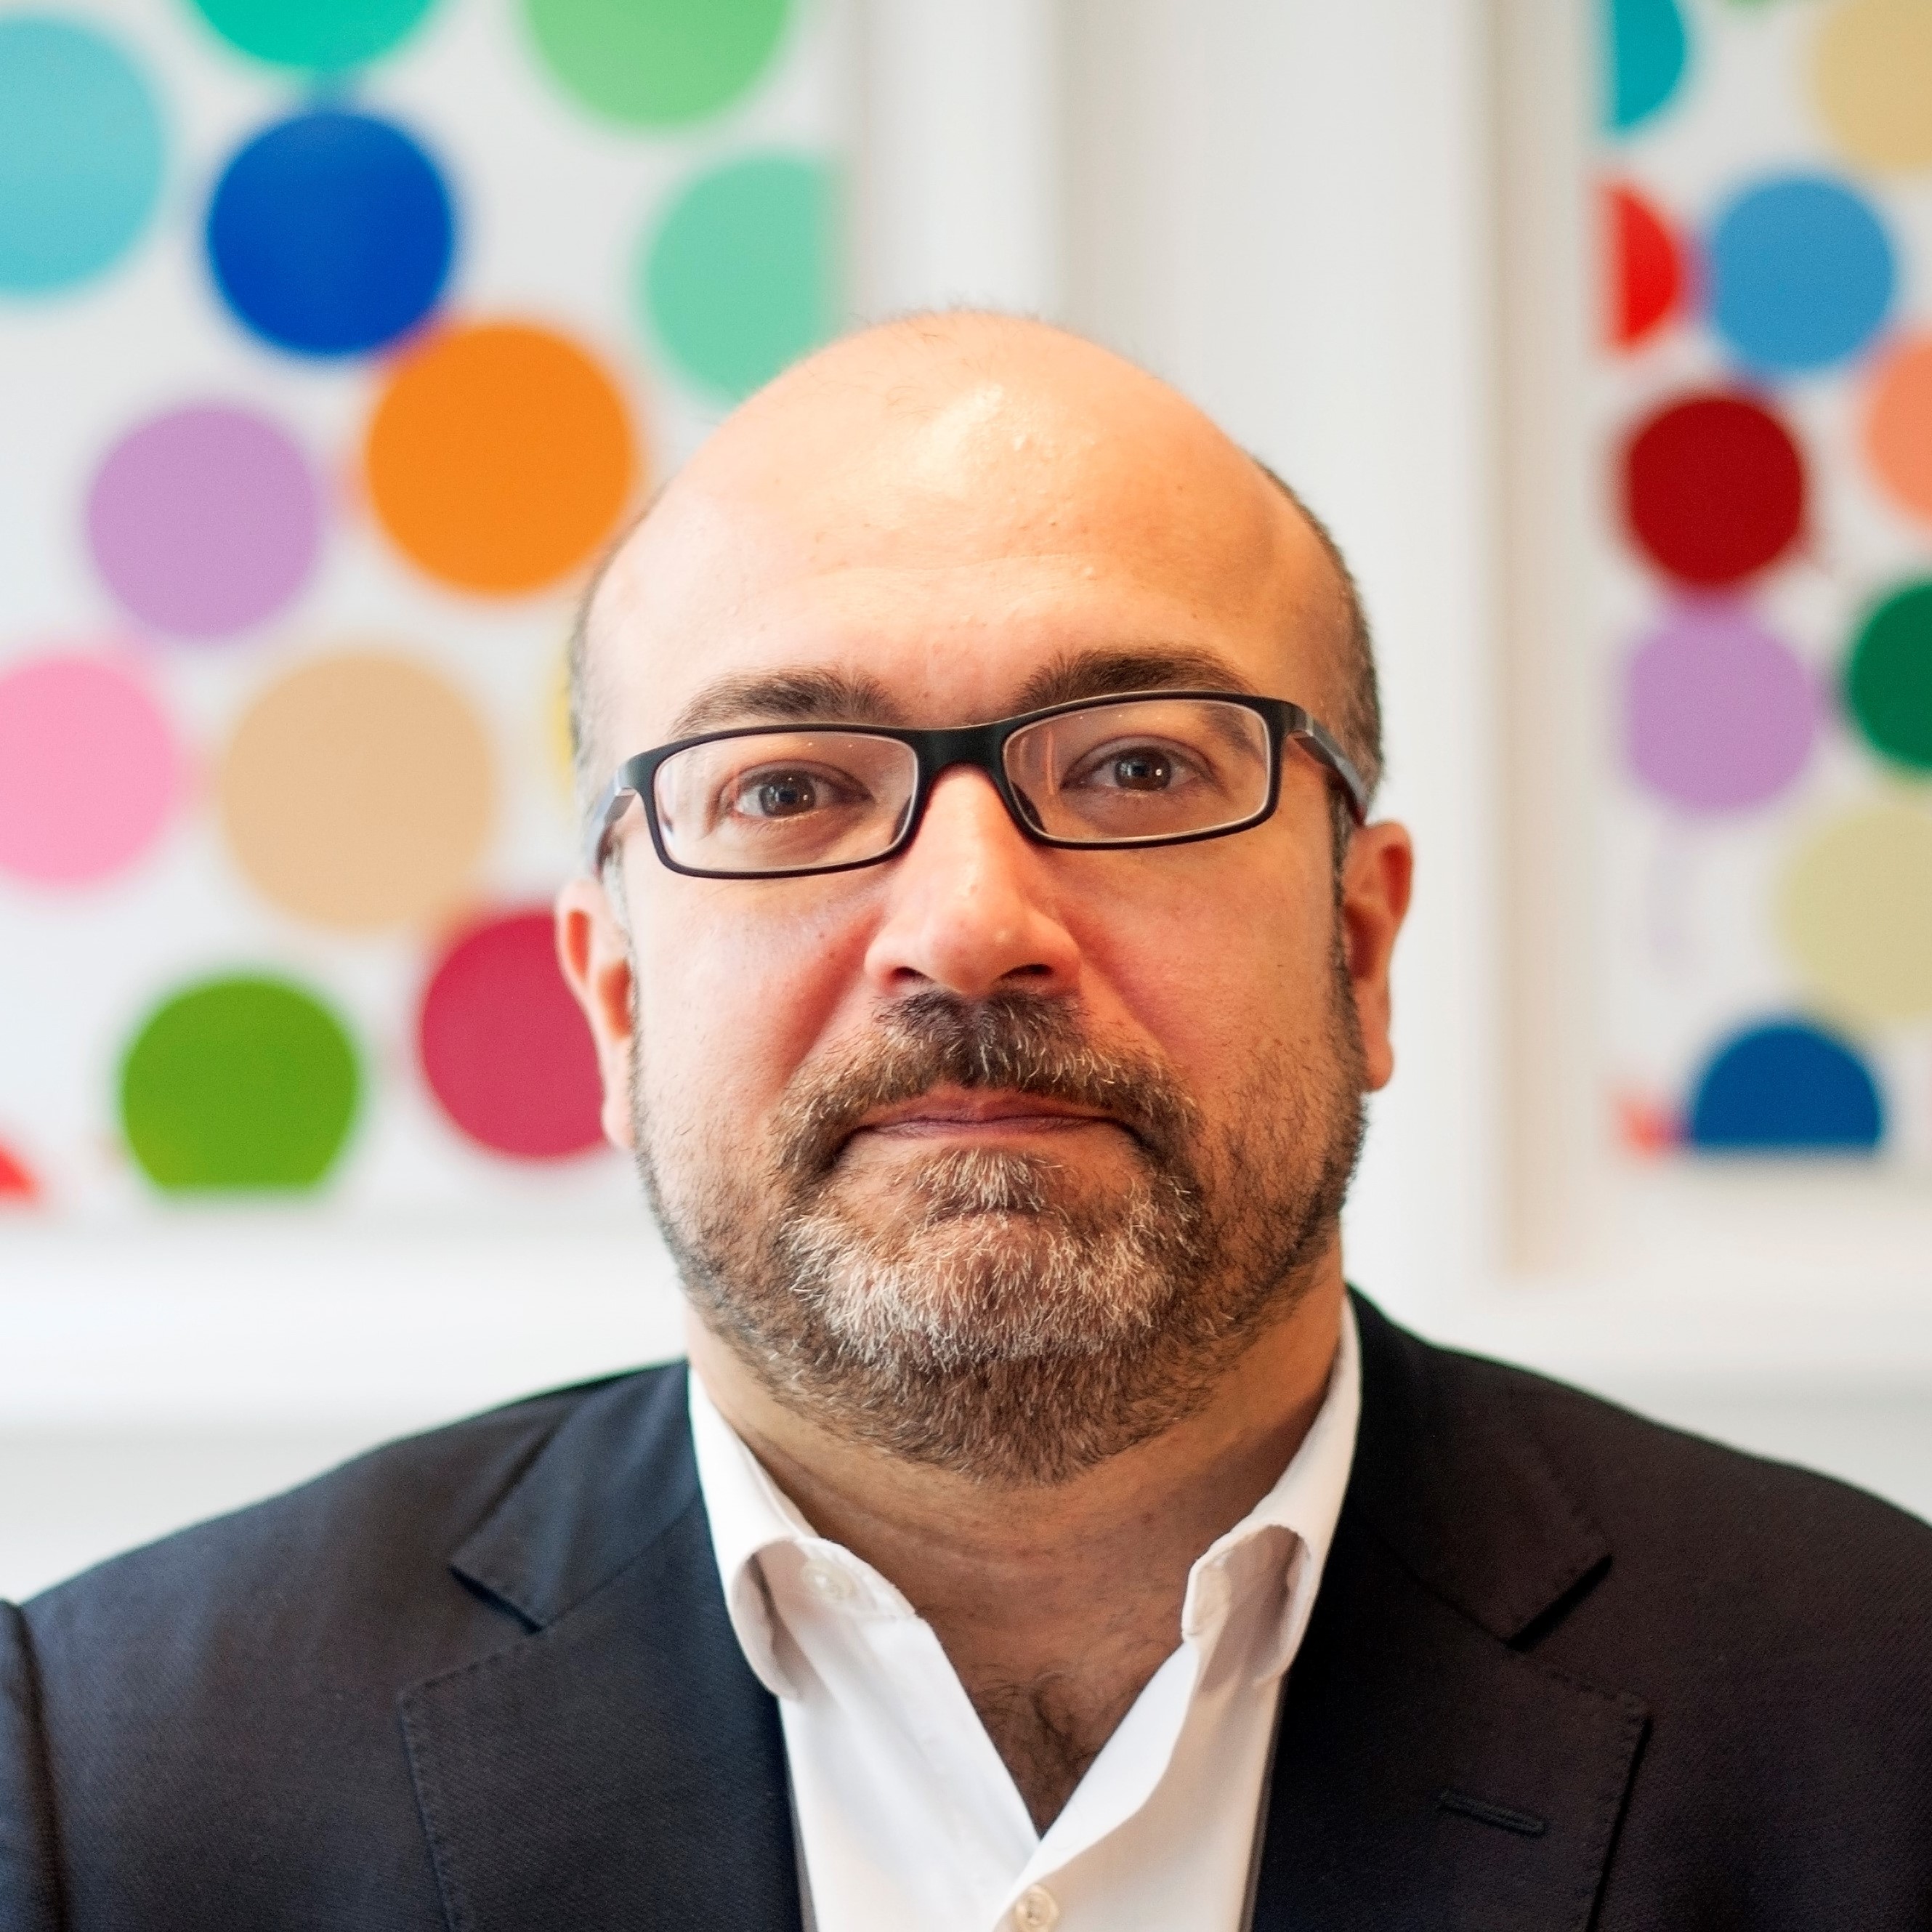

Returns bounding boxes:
[4,314,1929,1930]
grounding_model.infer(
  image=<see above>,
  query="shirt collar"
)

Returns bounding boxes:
[688,1297,1362,1701]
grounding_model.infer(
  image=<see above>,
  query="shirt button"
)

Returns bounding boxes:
[800,1559,854,1604]
[1014,1885,1059,1931]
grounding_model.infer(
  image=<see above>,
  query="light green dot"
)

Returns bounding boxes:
[187,0,439,71]
[524,0,788,128]
[641,153,837,404]
[120,975,360,1191]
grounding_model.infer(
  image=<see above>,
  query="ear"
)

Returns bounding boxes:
[1339,820,1413,1092]
[555,872,639,1150]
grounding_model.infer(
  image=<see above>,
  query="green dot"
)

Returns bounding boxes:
[524,0,788,128]
[120,976,360,1191]
[1846,582,1932,773]
[641,153,837,404]
[187,0,439,71]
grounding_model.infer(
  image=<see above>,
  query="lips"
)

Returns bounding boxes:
[850,1087,1120,1138]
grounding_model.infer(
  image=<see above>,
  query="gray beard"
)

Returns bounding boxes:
[635,982,1366,1487]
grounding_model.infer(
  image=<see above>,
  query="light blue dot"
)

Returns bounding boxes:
[0,17,166,294]
[1709,174,1895,376]
[1602,0,1689,134]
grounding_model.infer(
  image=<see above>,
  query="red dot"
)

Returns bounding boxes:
[418,910,605,1159]
[1606,182,1686,349]
[1622,392,1806,587]
[0,1141,39,1202]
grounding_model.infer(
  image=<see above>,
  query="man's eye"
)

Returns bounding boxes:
[738,770,822,817]
[1072,743,1192,791]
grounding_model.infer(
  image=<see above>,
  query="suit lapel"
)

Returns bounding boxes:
[398,1367,802,1932]
[1250,1299,1649,1931]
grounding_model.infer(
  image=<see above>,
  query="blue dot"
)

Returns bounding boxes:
[1708,174,1895,376]
[1688,1019,1883,1154]
[1602,0,1689,134]
[206,108,453,357]
[0,17,166,294]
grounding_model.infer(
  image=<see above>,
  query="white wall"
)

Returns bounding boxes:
[7,0,1928,1605]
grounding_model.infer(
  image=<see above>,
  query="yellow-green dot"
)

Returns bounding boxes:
[120,975,360,1191]
[641,153,837,404]
[524,0,788,129]
[1846,581,1932,772]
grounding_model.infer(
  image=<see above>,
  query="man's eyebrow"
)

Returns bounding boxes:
[666,668,902,739]
[1014,647,1261,711]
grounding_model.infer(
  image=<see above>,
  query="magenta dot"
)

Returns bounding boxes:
[0,650,182,884]
[86,403,320,640]
[1625,604,1819,812]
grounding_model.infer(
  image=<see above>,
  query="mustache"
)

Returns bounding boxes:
[771,992,1200,1183]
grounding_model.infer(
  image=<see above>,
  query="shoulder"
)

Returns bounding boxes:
[17,1361,690,1690]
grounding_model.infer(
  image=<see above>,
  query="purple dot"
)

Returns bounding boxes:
[86,404,320,641]
[1625,603,1819,812]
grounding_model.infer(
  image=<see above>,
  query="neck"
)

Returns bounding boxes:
[687,1260,1347,1829]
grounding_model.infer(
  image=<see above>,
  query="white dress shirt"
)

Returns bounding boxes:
[687,1302,1360,1932]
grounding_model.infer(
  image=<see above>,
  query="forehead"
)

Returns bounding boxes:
[589,365,1337,746]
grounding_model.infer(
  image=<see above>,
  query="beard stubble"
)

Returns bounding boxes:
[635,963,1367,1487]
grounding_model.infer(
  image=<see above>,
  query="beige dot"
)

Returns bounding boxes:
[220,650,494,931]
[1777,800,1932,1025]
[1814,0,1932,173]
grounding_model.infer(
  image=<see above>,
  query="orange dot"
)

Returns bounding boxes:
[1865,334,1932,528]
[365,320,638,595]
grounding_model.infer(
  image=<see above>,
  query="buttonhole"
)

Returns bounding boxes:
[1437,1789,1548,1837]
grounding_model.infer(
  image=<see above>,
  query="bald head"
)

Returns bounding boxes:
[569,312,1380,839]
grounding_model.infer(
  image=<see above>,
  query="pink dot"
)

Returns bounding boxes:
[0,650,182,884]
[86,403,320,641]
[418,908,605,1159]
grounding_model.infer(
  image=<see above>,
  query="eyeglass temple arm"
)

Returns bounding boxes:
[1294,716,1370,825]
[583,777,633,875]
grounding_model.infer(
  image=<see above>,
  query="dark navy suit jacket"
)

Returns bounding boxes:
[4,1295,1931,1929]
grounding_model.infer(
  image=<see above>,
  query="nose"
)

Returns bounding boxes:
[861,767,1083,1001]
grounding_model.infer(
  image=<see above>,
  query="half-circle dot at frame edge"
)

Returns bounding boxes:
[219,650,494,931]
[523,0,790,129]
[1814,0,1932,173]
[1601,0,1689,134]
[418,908,605,1158]
[1845,581,1932,773]
[642,152,838,405]
[1863,337,1932,531]
[1777,801,1932,1027]
[188,0,440,72]
[0,17,166,295]
[207,108,454,357]
[1686,1018,1883,1154]
[86,403,320,642]
[1706,173,1896,376]
[119,974,360,1190]
[0,1140,39,1203]
[1606,182,1689,349]
[0,650,183,886]
[365,321,636,594]
[1621,391,1805,587]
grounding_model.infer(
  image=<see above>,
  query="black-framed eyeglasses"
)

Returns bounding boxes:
[584,690,1369,880]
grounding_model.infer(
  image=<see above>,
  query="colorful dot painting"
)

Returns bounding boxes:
[642,153,837,403]
[87,404,320,641]
[188,0,440,72]
[1625,606,1816,813]
[219,652,494,931]
[207,109,455,357]
[120,976,360,1190]
[1603,7,1932,1168]
[0,17,165,294]
[365,321,636,594]
[418,910,604,1158]
[525,0,790,129]
[0,653,180,886]
[1622,393,1804,588]
[0,0,839,1218]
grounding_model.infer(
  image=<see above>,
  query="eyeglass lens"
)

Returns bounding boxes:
[649,698,1276,876]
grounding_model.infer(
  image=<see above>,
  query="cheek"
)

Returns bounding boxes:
[631,884,873,1130]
